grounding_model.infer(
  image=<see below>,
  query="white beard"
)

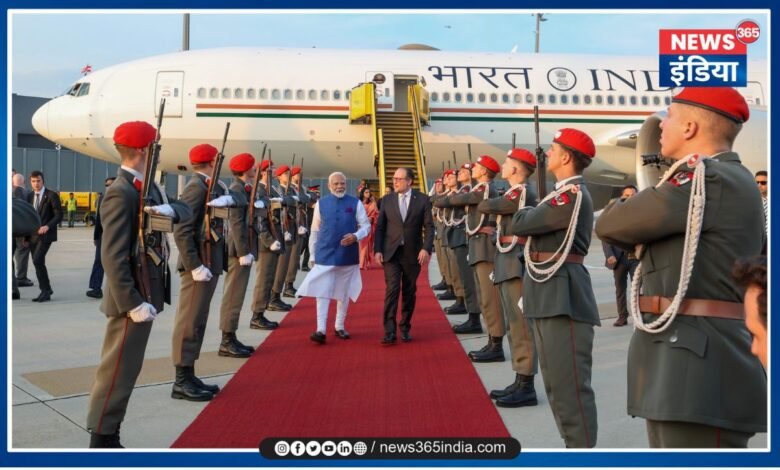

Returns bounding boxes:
[333,190,346,199]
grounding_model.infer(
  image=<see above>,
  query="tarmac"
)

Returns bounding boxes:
[9,225,768,450]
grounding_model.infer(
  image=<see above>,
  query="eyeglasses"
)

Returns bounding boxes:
[756,181,768,185]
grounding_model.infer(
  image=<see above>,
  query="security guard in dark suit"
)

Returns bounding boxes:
[249,160,283,328]
[436,156,504,361]
[282,166,310,297]
[270,165,298,309]
[216,153,259,358]
[27,170,62,302]
[87,121,192,447]
[596,87,766,448]
[478,148,539,408]
[172,143,243,402]
[511,128,600,448]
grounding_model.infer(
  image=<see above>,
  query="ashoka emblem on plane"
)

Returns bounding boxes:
[547,67,577,91]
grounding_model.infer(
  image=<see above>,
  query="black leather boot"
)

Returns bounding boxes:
[250,311,279,330]
[267,293,292,311]
[489,373,523,399]
[218,332,253,358]
[452,313,483,334]
[437,288,456,301]
[189,366,220,394]
[496,374,538,407]
[444,298,467,315]
[171,366,213,401]
[89,430,123,448]
[283,282,297,298]
[468,335,505,362]
[431,281,448,291]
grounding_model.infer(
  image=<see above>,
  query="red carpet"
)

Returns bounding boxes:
[172,265,509,448]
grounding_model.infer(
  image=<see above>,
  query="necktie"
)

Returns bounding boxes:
[34,193,40,211]
[133,178,143,192]
[400,193,408,221]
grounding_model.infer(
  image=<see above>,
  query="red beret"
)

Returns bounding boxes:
[113,121,157,149]
[275,165,291,177]
[672,87,749,123]
[553,128,596,159]
[189,144,218,164]
[229,153,255,173]
[476,155,500,173]
[307,185,320,191]
[443,169,456,177]
[507,148,537,168]
[461,163,475,170]
[260,160,273,171]
[290,166,302,176]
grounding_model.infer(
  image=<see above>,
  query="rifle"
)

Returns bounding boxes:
[135,98,166,303]
[533,106,548,198]
[247,143,267,258]
[467,143,473,162]
[200,122,231,270]
[265,150,281,243]
[296,157,307,229]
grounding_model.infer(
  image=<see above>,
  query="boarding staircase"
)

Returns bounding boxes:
[349,82,429,193]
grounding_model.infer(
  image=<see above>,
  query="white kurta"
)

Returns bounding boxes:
[295,197,371,303]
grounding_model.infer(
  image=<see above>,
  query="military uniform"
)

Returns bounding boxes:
[283,176,311,296]
[87,120,192,448]
[250,176,286,325]
[430,191,456,301]
[270,172,299,306]
[596,153,766,446]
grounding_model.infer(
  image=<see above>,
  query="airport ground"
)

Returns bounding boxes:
[10,225,767,450]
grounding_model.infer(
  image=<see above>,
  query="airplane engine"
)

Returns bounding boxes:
[635,108,768,190]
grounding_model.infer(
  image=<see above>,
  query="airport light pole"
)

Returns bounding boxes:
[177,13,191,196]
[534,13,547,53]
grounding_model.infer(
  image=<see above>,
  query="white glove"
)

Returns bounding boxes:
[207,195,235,208]
[292,195,300,202]
[254,200,265,209]
[144,204,175,217]
[128,302,157,323]
[270,241,281,252]
[270,197,283,203]
[284,231,292,242]
[308,259,315,269]
[239,254,254,266]
[489,271,494,282]
[192,265,213,282]
[298,226,308,235]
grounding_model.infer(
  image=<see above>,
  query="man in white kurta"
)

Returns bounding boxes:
[296,172,370,343]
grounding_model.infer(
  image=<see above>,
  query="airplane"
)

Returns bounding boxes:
[31,46,767,208]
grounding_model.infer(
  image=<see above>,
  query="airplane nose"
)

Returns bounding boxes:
[31,103,49,139]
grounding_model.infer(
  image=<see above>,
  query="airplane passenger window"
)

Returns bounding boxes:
[284,89,293,100]
[260,89,268,99]
[442,92,451,102]
[345,91,351,100]
[467,93,474,103]
[490,93,498,103]
[664,96,671,105]
[501,94,509,103]
[572,95,580,104]
[197,88,207,99]
[641,96,648,106]
[653,96,660,106]
[478,93,486,103]
[455,92,463,103]
[536,94,545,104]
[583,95,591,104]
[630,96,637,105]
[548,94,557,104]
[431,92,439,102]
[247,89,256,99]
[272,89,281,100]
[618,96,626,105]
[595,95,603,105]
[513,94,521,104]
[234,88,243,99]
[309,90,317,100]
[296,89,305,100]
[525,93,533,104]
[333,90,341,100]
[560,95,568,104]
[607,96,615,105]
[321,90,329,100]
[210,88,218,99]
[222,88,231,99]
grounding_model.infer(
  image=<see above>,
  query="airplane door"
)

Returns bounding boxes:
[155,71,184,117]
[366,71,394,110]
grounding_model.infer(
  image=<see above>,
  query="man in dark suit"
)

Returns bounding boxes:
[13,174,34,288]
[600,184,638,327]
[374,167,434,343]
[86,177,116,299]
[27,170,62,302]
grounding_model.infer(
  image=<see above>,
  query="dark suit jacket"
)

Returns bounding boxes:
[13,186,27,200]
[27,188,62,243]
[374,189,434,263]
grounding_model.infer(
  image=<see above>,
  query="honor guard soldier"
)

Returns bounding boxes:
[435,171,468,314]
[477,148,539,408]
[282,165,310,296]
[269,165,298,309]
[595,87,766,448]
[249,160,283,328]
[511,128,599,448]
[301,185,320,271]
[430,178,455,298]
[172,143,242,401]
[435,163,482,331]
[87,121,192,448]
[437,156,504,360]
[216,153,260,358]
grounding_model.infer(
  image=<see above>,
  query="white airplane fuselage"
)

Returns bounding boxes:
[32,47,767,204]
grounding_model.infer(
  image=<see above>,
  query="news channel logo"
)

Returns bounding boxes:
[273,440,367,458]
[658,20,759,88]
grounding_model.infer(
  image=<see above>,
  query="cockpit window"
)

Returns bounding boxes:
[76,83,90,97]
[65,83,90,97]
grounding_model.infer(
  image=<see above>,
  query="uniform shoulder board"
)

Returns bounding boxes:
[505,188,521,200]
[668,171,694,187]
[549,192,571,207]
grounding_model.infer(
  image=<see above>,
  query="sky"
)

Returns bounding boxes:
[10,10,769,98]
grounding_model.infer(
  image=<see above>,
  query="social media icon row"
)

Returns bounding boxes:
[274,440,367,457]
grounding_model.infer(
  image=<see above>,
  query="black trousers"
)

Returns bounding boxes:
[89,239,104,290]
[613,258,639,319]
[32,240,52,292]
[382,250,421,334]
